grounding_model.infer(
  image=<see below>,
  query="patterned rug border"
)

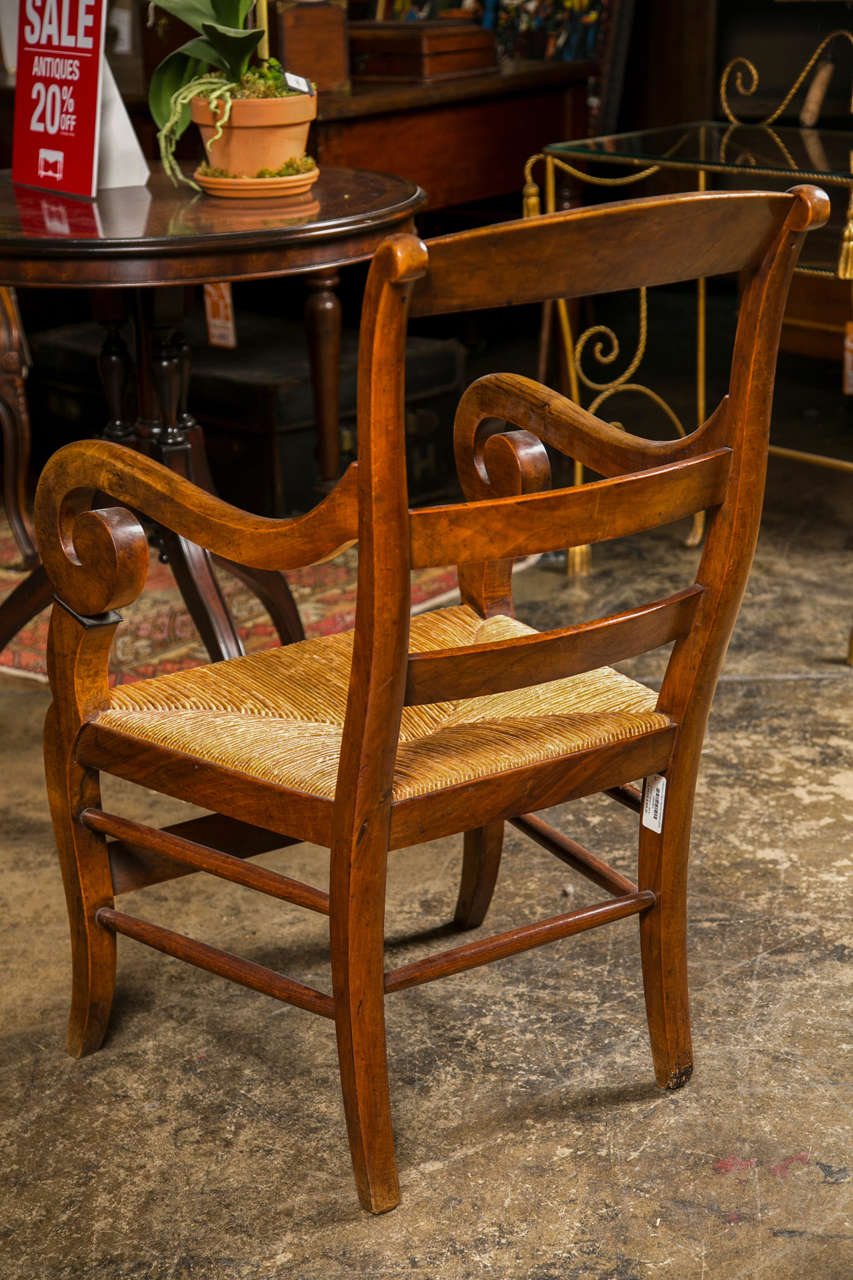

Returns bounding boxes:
[0,504,539,687]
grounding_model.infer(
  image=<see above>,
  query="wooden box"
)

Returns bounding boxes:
[272,0,349,92]
[349,21,497,83]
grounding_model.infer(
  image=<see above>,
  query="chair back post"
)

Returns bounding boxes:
[657,185,829,745]
[636,191,829,1067]
[332,234,428,849]
[327,234,429,1213]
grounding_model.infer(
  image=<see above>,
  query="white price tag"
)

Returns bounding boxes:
[642,774,667,834]
[284,72,313,95]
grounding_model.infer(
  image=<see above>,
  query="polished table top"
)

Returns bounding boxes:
[0,165,427,659]
[547,121,853,277]
[0,167,426,287]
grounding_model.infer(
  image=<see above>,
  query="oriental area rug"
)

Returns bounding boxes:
[0,515,461,686]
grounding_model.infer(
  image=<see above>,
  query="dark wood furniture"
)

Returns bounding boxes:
[0,63,593,211]
[0,167,424,659]
[0,287,38,569]
[34,183,828,1213]
[314,61,593,210]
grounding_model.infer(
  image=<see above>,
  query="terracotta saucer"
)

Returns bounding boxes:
[193,166,320,199]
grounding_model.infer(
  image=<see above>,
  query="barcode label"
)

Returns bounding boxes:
[284,73,313,95]
[642,775,667,833]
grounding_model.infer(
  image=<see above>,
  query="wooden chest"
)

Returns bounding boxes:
[348,21,497,84]
[272,0,349,92]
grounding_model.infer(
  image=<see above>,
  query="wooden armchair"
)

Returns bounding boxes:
[34,184,828,1214]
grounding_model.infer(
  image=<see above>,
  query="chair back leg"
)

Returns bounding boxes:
[453,820,505,929]
[329,827,400,1213]
[637,766,696,1090]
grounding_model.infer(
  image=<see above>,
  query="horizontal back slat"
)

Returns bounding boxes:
[405,588,703,706]
[409,450,731,569]
[409,191,792,317]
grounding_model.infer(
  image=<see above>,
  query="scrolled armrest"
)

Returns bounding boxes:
[35,439,360,616]
[454,373,730,482]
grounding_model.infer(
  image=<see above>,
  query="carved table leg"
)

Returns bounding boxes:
[142,296,246,662]
[0,288,39,568]
[304,269,342,493]
[136,289,303,661]
[0,289,51,655]
[0,562,53,650]
[93,291,135,446]
[212,555,305,645]
[175,330,216,494]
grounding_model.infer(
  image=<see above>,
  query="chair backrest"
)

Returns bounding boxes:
[335,187,828,817]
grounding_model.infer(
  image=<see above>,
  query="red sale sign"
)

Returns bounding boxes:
[12,0,108,199]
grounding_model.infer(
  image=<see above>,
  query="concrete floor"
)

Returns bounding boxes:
[1,346,852,1277]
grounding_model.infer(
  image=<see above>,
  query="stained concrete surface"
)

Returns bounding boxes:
[1,333,852,1278]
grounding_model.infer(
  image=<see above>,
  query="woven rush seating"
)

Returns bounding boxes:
[35,183,828,1214]
[101,605,668,801]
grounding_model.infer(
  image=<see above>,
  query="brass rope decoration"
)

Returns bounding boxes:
[586,384,686,437]
[721,31,853,277]
[523,156,688,438]
[523,154,660,216]
[720,30,853,127]
[572,287,650,393]
[522,154,703,565]
[719,124,799,174]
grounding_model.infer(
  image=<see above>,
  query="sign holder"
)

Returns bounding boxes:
[11,0,150,200]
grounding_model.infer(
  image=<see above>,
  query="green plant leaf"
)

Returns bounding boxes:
[147,1,220,37]
[173,33,232,68]
[200,21,263,82]
[148,43,216,130]
[210,0,255,29]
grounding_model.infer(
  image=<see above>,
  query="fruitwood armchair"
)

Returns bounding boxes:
[35,184,828,1213]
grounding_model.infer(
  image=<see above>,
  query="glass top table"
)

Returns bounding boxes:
[530,118,853,606]
[545,121,853,278]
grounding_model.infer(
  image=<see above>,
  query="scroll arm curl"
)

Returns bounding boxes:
[49,503,149,617]
[453,416,551,503]
[451,397,551,620]
[454,373,731,480]
[35,439,361,617]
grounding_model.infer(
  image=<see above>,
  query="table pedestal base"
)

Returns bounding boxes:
[0,286,307,665]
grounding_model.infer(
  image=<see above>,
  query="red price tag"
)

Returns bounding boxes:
[12,0,108,200]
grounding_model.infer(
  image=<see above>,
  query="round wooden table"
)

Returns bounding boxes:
[0,167,426,659]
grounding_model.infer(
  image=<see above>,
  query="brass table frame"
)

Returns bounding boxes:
[526,115,853,660]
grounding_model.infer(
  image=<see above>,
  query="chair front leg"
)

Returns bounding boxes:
[44,706,116,1057]
[329,828,399,1214]
[453,821,504,929]
[42,580,128,1058]
[637,774,694,1091]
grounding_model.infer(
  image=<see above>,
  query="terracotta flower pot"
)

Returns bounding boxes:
[190,93,317,178]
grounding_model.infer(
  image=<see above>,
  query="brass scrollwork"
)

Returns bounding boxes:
[720,30,853,128]
[523,156,691,445]
[523,154,703,563]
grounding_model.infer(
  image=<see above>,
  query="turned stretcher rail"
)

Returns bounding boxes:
[96,907,335,1019]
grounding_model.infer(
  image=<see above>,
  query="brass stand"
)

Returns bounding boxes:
[525,149,706,574]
